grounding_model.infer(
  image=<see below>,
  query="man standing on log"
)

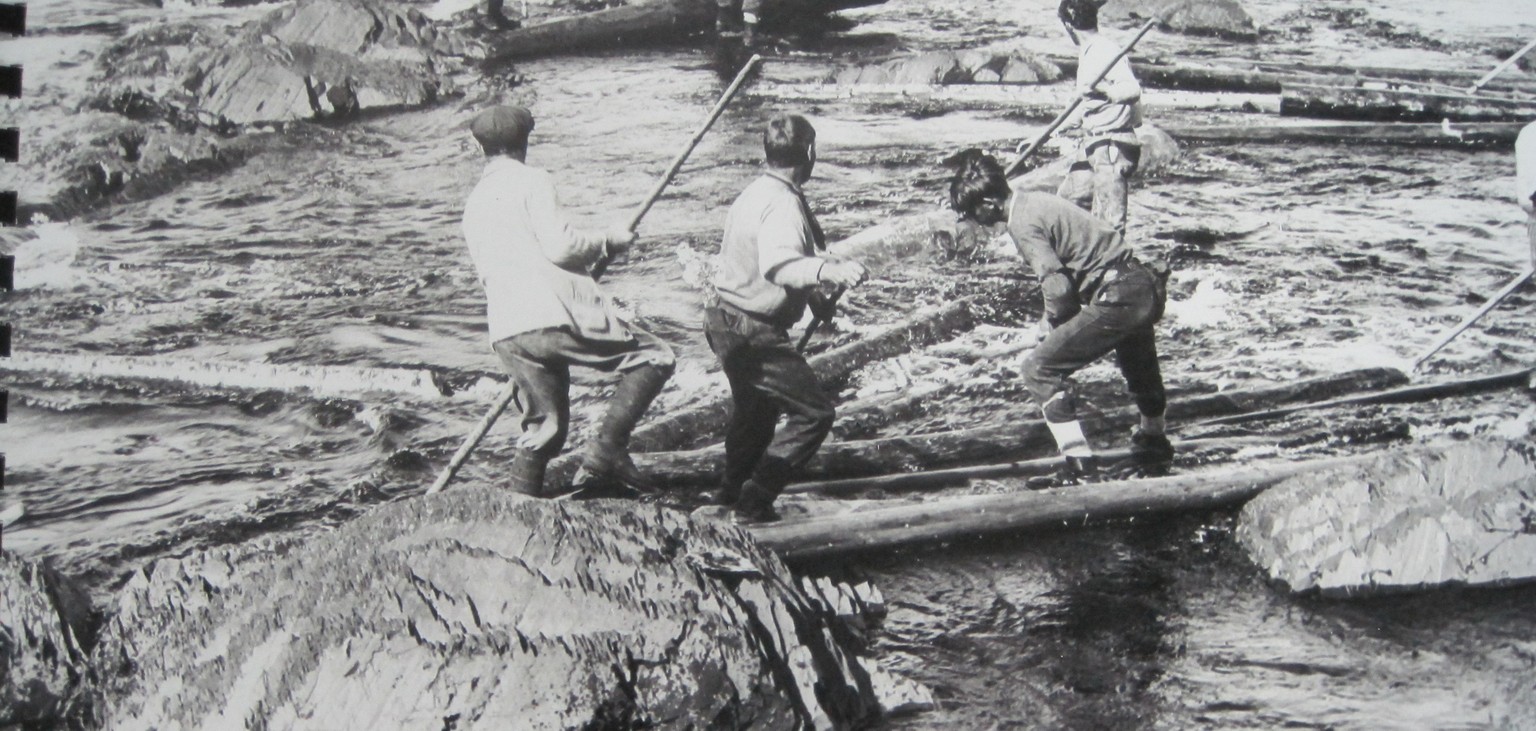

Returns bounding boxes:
[716,0,763,46]
[461,105,676,497]
[1054,0,1143,234]
[950,151,1171,483]
[1517,120,1536,268]
[704,114,868,522]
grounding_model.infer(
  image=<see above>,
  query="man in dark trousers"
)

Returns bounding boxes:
[1053,0,1143,234]
[461,105,675,496]
[705,113,868,522]
[950,150,1171,481]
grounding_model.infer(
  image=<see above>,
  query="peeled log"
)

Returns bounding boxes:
[1281,82,1536,123]
[80,489,891,729]
[751,452,1378,562]
[485,0,884,64]
[1164,121,1526,148]
[634,368,1408,487]
[1236,439,1536,596]
[750,82,1280,115]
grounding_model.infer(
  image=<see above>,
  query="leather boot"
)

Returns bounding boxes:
[508,449,547,497]
[1128,430,1174,476]
[730,480,781,524]
[583,363,671,493]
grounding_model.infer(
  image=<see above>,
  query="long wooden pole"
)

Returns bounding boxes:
[1410,268,1533,372]
[427,56,762,496]
[1467,36,1536,96]
[1187,367,1535,429]
[592,54,763,279]
[1002,18,1158,179]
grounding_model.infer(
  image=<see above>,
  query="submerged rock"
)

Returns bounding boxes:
[830,50,1063,86]
[1237,438,1536,596]
[75,488,897,729]
[0,554,99,726]
[1102,0,1258,41]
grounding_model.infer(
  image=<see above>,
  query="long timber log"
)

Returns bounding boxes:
[1281,82,1536,122]
[636,367,1407,486]
[1051,56,1536,97]
[750,82,1280,114]
[750,452,1379,562]
[1163,121,1526,147]
[0,351,450,401]
[484,0,883,64]
[1191,367,1536,429]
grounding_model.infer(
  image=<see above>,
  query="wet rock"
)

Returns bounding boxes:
[830,50,1063,85]
[78,489,896,729]
[91,0,478,130]
[1102,0,1258,42]
[0,554,100,726]
[1237,439,1536,595]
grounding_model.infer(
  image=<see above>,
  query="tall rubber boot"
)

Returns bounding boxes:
[508,449,547,497]
[583,363,672,492]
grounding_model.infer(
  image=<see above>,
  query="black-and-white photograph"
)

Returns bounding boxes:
[3,0,1536,727]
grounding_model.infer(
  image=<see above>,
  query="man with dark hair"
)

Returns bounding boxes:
[461,105,676,496]
[705,113,868,522]
[1052,0,1143,234]
[949,150,1171,482]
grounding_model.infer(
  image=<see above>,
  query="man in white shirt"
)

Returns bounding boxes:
[461,106,675,496]
[1517,121,1536,268]
[1054,0,1143,234]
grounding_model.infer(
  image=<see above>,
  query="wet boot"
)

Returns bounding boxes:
[1128,429,1174,476]
[709,480,743,507]
[1027,454,1100,489]
[508,449,548,497]
[582,363,672,493]
[730,479,781,524]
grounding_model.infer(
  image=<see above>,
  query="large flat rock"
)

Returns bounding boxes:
[78,488,894,729]
[1237,439,1536,596]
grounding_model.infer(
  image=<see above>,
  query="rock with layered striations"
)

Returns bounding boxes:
[91,0,478,130]
[1103,0,1258,41]
[830,50,1064,85]
[1237,439,1536,596]
[76,488,897,729]
[0,554,99,726]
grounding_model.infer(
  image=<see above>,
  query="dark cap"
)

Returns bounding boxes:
[1058,0,1103,30]
[470,105,534,153]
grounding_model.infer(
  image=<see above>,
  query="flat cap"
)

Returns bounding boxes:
[470,105,534,152]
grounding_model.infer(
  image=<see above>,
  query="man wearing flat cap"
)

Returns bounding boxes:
[461,105,675,496]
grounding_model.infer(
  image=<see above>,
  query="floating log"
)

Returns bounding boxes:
[786,435,1278,496]
[1192,367,1535,428]
[483,0,883,65]
[636,367,1407,486]
[0,352,450,401]
[1053,56,1536,96]
[750,452,1378,562]
[1236,439,1536,595]
[1281,82,1536,122]
[750,82,1281,114]
[1163,120,1526,147]
[1246,60,1536,96]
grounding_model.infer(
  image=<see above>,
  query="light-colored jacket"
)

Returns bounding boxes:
[1075,32,1143,146]
[462,157,628,344]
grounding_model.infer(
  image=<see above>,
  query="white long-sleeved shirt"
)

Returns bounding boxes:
[1075,31,1143,143]
[1517,121,1536,213]
[461,156,628,344]
[713,171,828,328]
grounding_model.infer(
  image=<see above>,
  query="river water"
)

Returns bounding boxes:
[4,0,1536,727]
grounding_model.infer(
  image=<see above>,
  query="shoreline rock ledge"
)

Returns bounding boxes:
[21,488,922,729]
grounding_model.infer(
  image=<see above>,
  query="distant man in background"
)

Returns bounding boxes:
[1517,120,1536,268]
[950,150,1171,483]
[705,113,867,522]
[461,105,675,497]
[716,0,763,46]
[1053,0,1143,234]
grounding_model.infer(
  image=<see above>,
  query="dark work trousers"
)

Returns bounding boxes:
[492,325,675,459]
[1024,259,1166,424]
[703,303,835,496]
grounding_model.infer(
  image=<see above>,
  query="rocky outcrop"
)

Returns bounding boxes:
[1237,439,1536,596]
[1103,0,1258,41]
[91,0,478,131]
[0,554,100,726]
[72,489,905,729]
[829,50,1064,85]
